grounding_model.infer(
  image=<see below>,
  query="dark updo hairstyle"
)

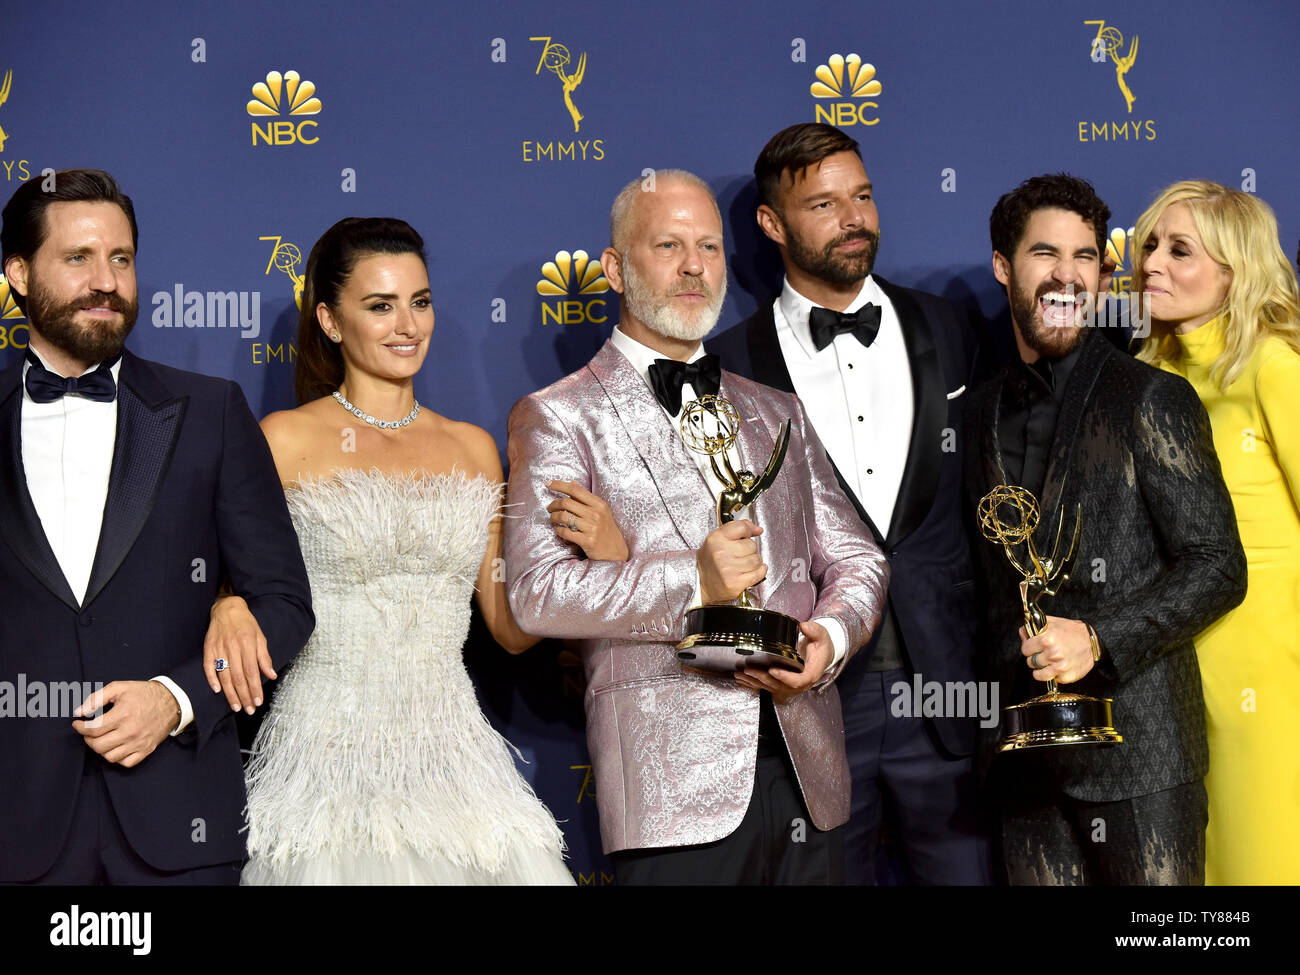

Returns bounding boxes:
[295,216,427,404]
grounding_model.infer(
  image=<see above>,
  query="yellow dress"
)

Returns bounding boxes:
[1162,316,1300,885]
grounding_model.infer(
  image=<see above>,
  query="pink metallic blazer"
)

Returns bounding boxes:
[505,338,888,854]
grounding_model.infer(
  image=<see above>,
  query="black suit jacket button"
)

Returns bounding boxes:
[78,613,93,627]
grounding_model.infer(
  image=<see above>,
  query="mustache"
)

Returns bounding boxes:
[75,291,134,313]
[668,278,716,299]
[826,228,879,250]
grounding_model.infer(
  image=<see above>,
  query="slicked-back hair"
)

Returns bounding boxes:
[754,123,861,212]
[295,217,427,405]
[989,173,1110,259]
[1,169,139,314]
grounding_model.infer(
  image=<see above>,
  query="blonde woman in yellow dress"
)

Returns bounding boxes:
[1134,181,1300,885]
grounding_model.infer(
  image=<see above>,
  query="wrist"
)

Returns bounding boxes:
[211,594,236,617]
[152,680,181,729]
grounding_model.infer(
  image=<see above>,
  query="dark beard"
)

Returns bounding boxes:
[1008,272,1086,359]
[25,280,137,365]
[785,223,879,287]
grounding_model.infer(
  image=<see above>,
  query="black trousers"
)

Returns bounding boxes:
[611,696,843,885]
[998,770,1207,886]
[842,669,992,884]
[5,759,241,886]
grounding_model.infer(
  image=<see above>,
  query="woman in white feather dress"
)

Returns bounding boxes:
[212,217,626,884]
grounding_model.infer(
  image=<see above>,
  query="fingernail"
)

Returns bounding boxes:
[254,697,262,707]
[210,684,219,692]
[245,706,255,715]
[231,704,240,711]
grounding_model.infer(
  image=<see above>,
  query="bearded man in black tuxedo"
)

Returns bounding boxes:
[709,123,991,884]
[0,169,313,884]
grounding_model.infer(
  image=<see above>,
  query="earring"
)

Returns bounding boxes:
[331,333,341,342]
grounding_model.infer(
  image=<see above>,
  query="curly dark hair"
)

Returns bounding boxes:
[754,122,861,212]
[989,173,1110,259]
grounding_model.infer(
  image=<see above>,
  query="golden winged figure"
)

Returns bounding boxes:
[0,70,13,153]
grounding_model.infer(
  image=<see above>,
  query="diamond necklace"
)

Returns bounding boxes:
[332,390,421,430]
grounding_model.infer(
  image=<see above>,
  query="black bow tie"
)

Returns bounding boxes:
[24,352,119,404]
[647,354,721,416]
[808,303,882,352]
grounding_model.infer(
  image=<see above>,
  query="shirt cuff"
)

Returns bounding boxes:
[814,616,848,670]
[150,675,194,736]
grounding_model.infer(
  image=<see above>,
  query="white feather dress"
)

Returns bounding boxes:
[240,469,573,885]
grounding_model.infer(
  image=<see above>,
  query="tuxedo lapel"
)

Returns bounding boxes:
[740,300,886,545]
[1033,332,1108,555]
[742,302,796,393]
[0,359,80,610]
[82,353,188,608]
[980,369,1012,498]
[878,278,945,548]
[587,341,712,549]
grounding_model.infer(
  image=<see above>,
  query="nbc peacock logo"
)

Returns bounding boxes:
[1105,225,1136,296]
[536,249,609,325]
[246,70,322,147]
[1,275,23,319]
[0,273,31,351]
[811,53,881,128]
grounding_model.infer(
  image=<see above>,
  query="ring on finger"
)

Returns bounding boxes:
[568,516,578,531]
[215,658,228,673]
[1029,652,1041,669]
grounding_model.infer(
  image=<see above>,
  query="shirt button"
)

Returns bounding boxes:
[866,469,874,475]
[857,415,864,422]
[847,363,854,369]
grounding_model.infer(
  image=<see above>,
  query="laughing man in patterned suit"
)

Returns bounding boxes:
[966,174,1247,884]
[504,170,889,884]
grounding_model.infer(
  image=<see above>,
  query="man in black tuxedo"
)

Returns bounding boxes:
[708,123,991,884]
[965,173,1246,884]
[0,170,313,884]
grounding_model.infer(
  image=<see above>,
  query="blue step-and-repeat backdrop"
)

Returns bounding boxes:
[3,0,1297,883]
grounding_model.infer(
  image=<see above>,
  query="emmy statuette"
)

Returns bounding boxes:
[675,395,804,674]
[977,485,1122,751]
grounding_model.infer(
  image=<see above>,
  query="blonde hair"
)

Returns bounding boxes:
[1133,180,1300,391]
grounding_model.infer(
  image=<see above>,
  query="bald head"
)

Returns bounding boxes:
[599,169,727,351]
[609,169,721,254]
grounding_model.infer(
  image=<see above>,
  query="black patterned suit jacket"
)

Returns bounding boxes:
[963,329,1247,801]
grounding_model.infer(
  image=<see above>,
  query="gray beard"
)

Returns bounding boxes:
[621,259,726,343]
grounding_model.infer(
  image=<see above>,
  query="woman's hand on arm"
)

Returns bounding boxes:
[546,480,630,562]
[204,593,274,714]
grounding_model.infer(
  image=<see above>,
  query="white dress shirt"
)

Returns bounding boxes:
[608,325,847,665]
[774,275,913,535]
[20,351,192,733]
